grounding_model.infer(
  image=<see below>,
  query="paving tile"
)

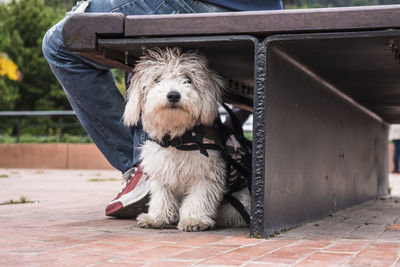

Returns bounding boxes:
[215,235,261,245]
[152,231,200,243]
[31,235,100,246]
[366,214,399,225]
[146,260,195,267]
[253,239,297,251]
[92,245,138,257]
[295,252,353,266]
[53,254,113,267]
[198,245,278,266]
[95,235,150,245]
[104,255,154,265]
[244,264,288,267]
[177,234,226,247]
[128,245,192,262]
[345,223,387,240]
[378,228,400,242]
[294,239,332,249]
[31,245,102,261]
[322,239,370,253]
[28,256,76,267]
[253,245,317,264]
[277,224,319,239]
[198,239,296,265]
[91,263,142,267]
[2,239,72,254]
[75,242,123,253]
[2,252,110,267]
[307,222,360,239]
[335,207,363,217]
[349,242,400,267]
[0,253,32,266]
[169,245,235,261]
[295,252,353,267]
[388,224,400,231]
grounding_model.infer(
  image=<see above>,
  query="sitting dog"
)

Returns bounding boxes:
[123,47,249,231]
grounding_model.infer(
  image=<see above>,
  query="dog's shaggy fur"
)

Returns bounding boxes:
[123,48,249,231]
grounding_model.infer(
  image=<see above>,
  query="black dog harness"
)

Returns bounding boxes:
[150,123,224,157]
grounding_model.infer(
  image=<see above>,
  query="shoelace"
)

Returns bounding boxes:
[123,166,151,185]
[121,166,139,185]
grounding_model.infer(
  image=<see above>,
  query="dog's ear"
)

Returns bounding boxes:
[182,52,225,125]
[199,71,225,125]
[209,71,225,101]
[123,49,163,126]
[123,74,143,126]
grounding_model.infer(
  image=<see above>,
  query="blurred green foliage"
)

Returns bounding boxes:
[0,0,68,111]
[0,133,92,143]
[0,0,85,139]
[112,68,127,96]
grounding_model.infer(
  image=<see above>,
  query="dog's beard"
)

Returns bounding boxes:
[142,102,200,140]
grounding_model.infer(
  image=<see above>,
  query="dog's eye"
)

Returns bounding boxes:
[183,76,192,84]
[154,76,161,83]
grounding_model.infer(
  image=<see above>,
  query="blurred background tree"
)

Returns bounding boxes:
[0,4,19,110]
[0,0,80,138]
[0,0,70,112]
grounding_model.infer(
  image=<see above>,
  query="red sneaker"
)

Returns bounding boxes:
[105,165,150,218]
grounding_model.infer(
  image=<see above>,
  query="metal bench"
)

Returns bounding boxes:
[62,5,400,237]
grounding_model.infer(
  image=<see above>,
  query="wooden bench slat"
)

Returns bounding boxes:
[124,5,400,37]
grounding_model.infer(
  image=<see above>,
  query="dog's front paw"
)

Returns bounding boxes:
[177,217,215,232]
[136,213,166,229]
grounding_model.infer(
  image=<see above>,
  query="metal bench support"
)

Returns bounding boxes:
[251,32,392,237]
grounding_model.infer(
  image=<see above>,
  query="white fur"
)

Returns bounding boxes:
[123,47,249,231]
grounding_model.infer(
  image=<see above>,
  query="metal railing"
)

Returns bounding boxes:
[0,109,252,142]
[0,110,84,142]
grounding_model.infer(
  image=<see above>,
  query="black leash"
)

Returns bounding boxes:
[224,194,251,225]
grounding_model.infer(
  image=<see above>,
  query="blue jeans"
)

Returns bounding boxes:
[42,0,280,175]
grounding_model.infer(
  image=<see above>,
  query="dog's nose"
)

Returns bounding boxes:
[167,91,181,103]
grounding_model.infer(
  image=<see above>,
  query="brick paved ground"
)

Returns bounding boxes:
[0,168,399,266]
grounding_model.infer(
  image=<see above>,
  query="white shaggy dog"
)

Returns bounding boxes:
[123,48,249,231]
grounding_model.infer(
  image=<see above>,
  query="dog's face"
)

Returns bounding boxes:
[123,48,224,140]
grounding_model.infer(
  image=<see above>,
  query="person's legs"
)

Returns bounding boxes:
[42,0,232,173]
[42,18,134,173]
[42,0,233,217]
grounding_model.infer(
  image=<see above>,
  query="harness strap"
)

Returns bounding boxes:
[222,103,244,136]
[150,123,224,157]
[221,103,252,151]
[224,194,250,225]
[228,157,251,181]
